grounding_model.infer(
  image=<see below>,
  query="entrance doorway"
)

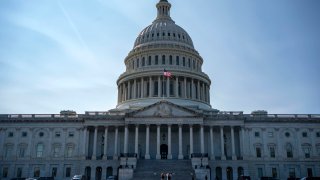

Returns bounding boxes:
[160,144,168,159]
[96,167,102,180]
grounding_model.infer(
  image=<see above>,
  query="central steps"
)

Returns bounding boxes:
[132,160,194,180]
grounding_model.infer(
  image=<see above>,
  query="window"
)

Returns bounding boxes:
[317,132,320,137]
[255,132,260,137]
[169,56,173,65]
[182,57,186,66]
[286,144,293,158]
[67,146,73,157]
[17,167,22,178]
[307,168,313,177]
[256,147,262,158]
[36,143,44,158]
[258,168,263,178]
[268,132,274,137]
[173,33,176,37]
[155,55,158,65]
[289,168,295,178]
[193,60,196,69]
[68,132,74,137]
[8,132,14,137]
[142,57,145,66]
[137,59,139,68]
[39,132,44,137]
[34,167,40,177]
[188,59,191,67]
[148,56,151,65]
[157,32,159,37]
[285,132,290,137]
[162,32,165,36]
[66,167,71,177]
[162,55,165,64]
[4,145,13,158]
[22,132,27,137]
[168,32,170,36]
[52,167,57,177]
[19,146,26,158]
[272,168,277,178]
[270,146,275,158]
[53,146,61,157]
[2,167,8,178]
[55,132,61,137]
[303,146,311,158]
[176,56,179,65]
[302,132,308,137]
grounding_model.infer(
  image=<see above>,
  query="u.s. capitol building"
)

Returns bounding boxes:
[1,1,319,180]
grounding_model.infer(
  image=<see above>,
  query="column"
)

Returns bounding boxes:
[175,76,179,97]
[122,83,125,101]
[189,125,194,158]
[156,125,161,159]
[184,77,187,98]
[0,128,5,159]
[240,127,245,159]
[158,76,161,97]
[191,79,195,99]
[85,128,89,159]
[208,86,210,104]
[113,126,118,159]
[145,125,150,159]
[197,80,200,100]
[220,126,226,160]
[141,77,144,98]
[210,126,215,159]
[92,126,98,160]
[231,126,236,160]
[135,125,139,157]
[178,125,183,159]
[128,81,131,99]
[168,125,172,159]
[103,126,108,160]
[200,125,204,154]
[81,127,88,159]
[118,85,121,103]
[201,83,205,101]
[149,77,153,97]
[133,79,137,99]
[166,77,170,97]
[124,125,128,154]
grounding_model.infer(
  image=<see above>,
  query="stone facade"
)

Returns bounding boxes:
[1,1,320,180]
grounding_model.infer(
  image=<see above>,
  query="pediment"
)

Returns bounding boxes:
[128,101,201,118]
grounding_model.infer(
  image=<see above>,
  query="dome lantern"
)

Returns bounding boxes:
[156,0,172,21]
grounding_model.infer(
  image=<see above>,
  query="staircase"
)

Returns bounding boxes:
[132,160,195,180]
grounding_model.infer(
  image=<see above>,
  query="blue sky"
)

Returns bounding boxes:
[0,0,319,114]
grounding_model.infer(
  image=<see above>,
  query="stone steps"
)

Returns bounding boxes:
[132,160,194,180]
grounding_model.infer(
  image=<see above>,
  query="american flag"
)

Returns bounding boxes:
[163,69,172,77]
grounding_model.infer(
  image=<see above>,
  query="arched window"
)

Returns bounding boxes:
[162,55,166,65]
[169,56,173,65]
[176,56,179,66]
[142,57,145,66]
[36,143,44,158]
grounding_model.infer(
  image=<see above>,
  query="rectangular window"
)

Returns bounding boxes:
[183,57,186,66]
[272,168,277,178]
[17,167,22,178]
[67,147,73,157]
[68,132,74,137]
[53,146,60,157]
[256,147,262,158]
[304,148,310,158]
[148,56,151,65]
[55,132,61,137]
[176,56,179,65]
[193,60,196,69]
[155,55,158,65]
[255,132,260,137]
[52,167,57,177]
[137,59,140,68]
[142,58,145,66]
[258,168,263,178]
[8,132,14,137]
[162,55,165,65]
[302,132,308,137]
[22,132,27,137]
[289,168,296,178]
[317,132,320,137]
[66,167,71,177]
[270,147,275,158]
[169,56,173,65]
[188,59,191,67]
[34,167,40,177]
[2,167,8,178]
[19,147,26,158]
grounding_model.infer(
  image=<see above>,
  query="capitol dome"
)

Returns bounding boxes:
[116,0,212,110]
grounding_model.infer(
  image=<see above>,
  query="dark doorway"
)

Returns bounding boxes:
[160,144,168,159]
[227,167,233,180]
[106,167,113,179]
[96,167,102,180]
[85,167,91,180]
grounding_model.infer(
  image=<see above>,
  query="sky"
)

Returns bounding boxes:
[0,0,319,114]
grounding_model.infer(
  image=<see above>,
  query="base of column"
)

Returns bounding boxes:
[232,155,237,160]
[156,154,161,160]
[103,155,108,160]
[178,154,184,160]
[167,154,172,160]
[145,154,150,159]
[113,155,118,160]
[92,156,97,160]
[221,156,226,160]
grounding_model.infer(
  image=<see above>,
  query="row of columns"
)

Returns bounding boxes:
[85,125,242,160]
[118,76,210,104]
